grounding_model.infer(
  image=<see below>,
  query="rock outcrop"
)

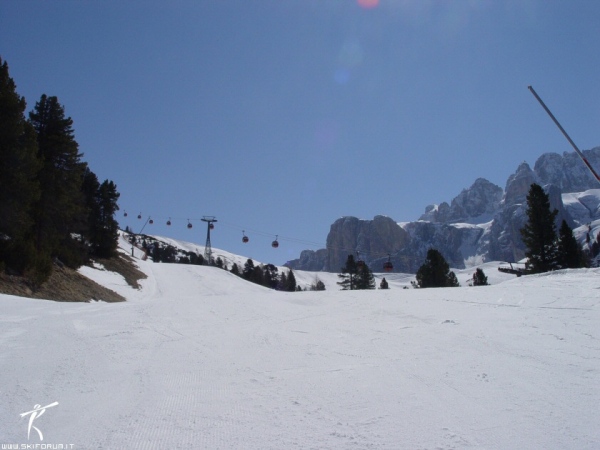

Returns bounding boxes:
[289,216,411,273]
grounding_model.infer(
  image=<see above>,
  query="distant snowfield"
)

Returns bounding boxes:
[1,241,599,449]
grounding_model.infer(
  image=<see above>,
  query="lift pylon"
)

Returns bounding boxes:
[201,216,217,265]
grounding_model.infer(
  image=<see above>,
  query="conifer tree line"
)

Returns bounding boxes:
[231,259,304,291]
[128,234,206,265]
[337,251,463,290]
[520,183,589,273]
[125,231,315,291]
[0,57,120,284]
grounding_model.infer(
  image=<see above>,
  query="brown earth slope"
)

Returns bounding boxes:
[0,254,146,303]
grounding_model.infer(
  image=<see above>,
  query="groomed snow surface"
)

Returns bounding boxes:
[1,241,599,449]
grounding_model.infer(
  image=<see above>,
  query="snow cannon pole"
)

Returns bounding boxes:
[528,85,600,184]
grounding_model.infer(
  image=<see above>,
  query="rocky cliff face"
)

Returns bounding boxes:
[534,148,600,192]
[419,178,503,224]
[285,147,600,273]
[322,216,410,272]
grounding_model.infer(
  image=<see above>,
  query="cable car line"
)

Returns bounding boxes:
[121,209,399,271]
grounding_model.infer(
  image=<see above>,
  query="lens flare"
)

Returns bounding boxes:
[357,0,379,9]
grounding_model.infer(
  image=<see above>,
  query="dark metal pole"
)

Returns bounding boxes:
[206,223,211,264]
[528,85,600,184]
[130,216,150,258]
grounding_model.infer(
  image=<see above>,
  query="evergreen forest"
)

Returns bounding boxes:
[0,57,121,284]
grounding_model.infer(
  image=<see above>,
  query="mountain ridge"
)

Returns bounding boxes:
[286,147,600,273]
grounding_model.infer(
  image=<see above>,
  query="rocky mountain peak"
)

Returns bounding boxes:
[503,161,536,206]
[420,177,503,224]
[285,147,600,273]
[535,147,600,192]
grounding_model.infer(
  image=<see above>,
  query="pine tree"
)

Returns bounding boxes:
[251,265,264,286]
[0,57,40,274]
[556,220,586,269]
[355,262,376,290]
[242,259,255,280]
[520,183,558,273]
[448,271,459,287]
[286,269,297,292]
[471,268,488,286]
[95,180,120,257]
[337,255,375,290]
[337,254,358,290]
[262,264,279,289]
[189,252,204,265]
[30,95,87,273]
[278,272,287,290]
[82,168,100,220]
[415,248,460,288]
[82,169,120,258]
[379,277,389,289]
[230,263,240,276]
[310,278,326,291]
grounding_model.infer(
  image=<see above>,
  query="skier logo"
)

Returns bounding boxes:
[20,401,58,441]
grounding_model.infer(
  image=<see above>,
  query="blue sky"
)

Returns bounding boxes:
[2,0,599,266]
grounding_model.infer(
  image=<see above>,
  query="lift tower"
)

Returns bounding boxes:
[201,216,217,265]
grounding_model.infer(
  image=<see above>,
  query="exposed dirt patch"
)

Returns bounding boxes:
[0,254,147,303]
[96,253,147,290]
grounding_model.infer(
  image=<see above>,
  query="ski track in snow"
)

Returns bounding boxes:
[1,248,599,449]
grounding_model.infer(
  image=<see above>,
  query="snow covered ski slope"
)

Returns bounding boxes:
[1,252,599,449]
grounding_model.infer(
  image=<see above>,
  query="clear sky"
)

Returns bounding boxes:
[2,0,599,266]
